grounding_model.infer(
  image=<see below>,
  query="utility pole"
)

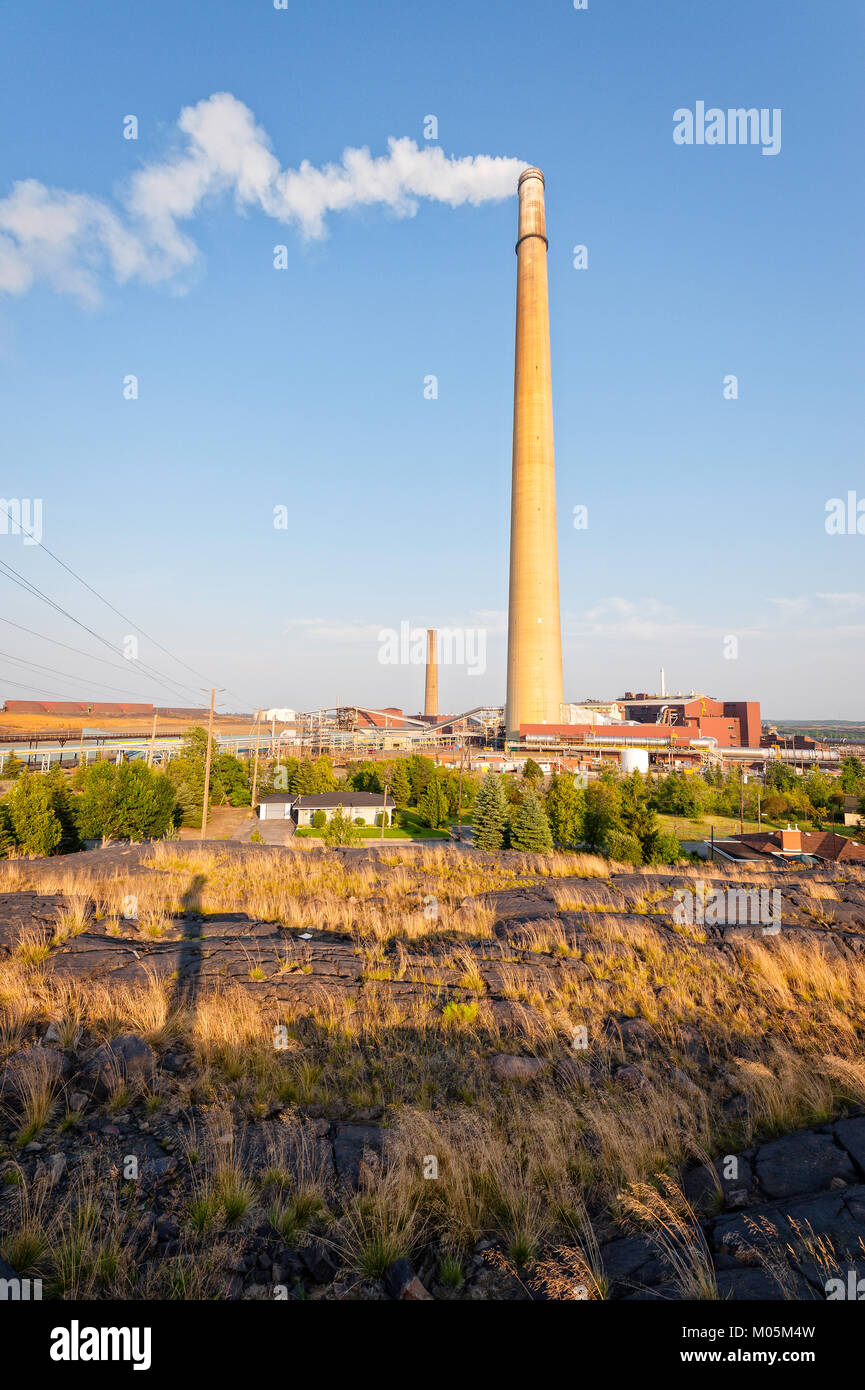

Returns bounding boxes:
[757,786,762,831]
[456,742,465,842]
[739,765,745,836]
[380,768,392,841]
[200,687,220,841]
[147,712,158,768]
[251,710,262,814]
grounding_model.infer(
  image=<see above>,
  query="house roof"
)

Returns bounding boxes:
[259,791,395,807]
[709,839,770,862]
[296,792,395,808]
[711,830,865,863]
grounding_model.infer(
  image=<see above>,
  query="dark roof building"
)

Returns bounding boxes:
[709,826,865,865]
[257,790,395,824]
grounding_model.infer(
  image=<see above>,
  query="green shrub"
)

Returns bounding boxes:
[320,808,362,847]
[602,828,643,865]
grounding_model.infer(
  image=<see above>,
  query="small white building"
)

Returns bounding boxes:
[257,792,395,827]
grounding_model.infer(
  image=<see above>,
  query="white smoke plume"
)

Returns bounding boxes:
[0,92,527,305]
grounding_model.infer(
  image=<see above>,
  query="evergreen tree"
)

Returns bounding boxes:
[1,750,23,780]
[509,792,553,854]
[6,773,63,856]
[620,771,660,858]
[44,769,79,852]
[180,727,210,760]
[418,771,450,829]
[211,753,251,806]
[389,760,412,809]
[545,774,585,848]
[261,758,298,795]
[291,760,319,794]
[313,755,337,790]
[521,758,544,789]
[292,756,338,795]
[583,780,623,850]
[347,761,381,792]
[165,756,206,826]
[0,801,15,857]
[407,754,436,805]
[473,772,509,851]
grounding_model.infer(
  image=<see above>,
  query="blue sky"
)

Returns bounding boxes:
[0,0,862,719]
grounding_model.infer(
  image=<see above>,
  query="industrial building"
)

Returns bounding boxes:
[616,694,761,749]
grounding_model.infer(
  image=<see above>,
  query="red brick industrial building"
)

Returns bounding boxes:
[618,695,761,748]
[520,695,761,751]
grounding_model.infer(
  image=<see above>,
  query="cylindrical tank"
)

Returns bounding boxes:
[620,748,649,775]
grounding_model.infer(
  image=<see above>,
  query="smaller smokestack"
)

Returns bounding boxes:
[424,629,438,718]
[660,667,666,697]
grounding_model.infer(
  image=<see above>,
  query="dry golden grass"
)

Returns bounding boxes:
[3,842,865,1297]
[4,1047,63,1146]
[52,895,91,943]
[619,1173,717,1299]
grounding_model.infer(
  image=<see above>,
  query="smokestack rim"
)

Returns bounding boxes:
[518,166,545,188]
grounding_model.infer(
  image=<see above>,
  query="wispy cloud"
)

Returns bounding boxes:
[283,610,502,646]
[282,618,382,646]
[815,592,865,608]
[0,92,525,306]
[572,597,702,642]
[766,596,812,616]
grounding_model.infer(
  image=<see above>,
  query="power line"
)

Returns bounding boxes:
[0,557,201,705]
[0,615,167,680]
[0,504,254,709]
[0,673,101,703]
[0,648,162,701]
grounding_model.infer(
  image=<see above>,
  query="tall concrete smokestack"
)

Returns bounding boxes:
[424,628,438,718]
[505,168,564,738]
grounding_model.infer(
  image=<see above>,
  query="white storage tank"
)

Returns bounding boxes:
[620,748,649,775]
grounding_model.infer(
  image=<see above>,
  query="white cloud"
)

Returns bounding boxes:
[282,618,382,645]
[573,597,700,642]
[815,592,865,608]
[766,597,812,616]
[0,92,526,305]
